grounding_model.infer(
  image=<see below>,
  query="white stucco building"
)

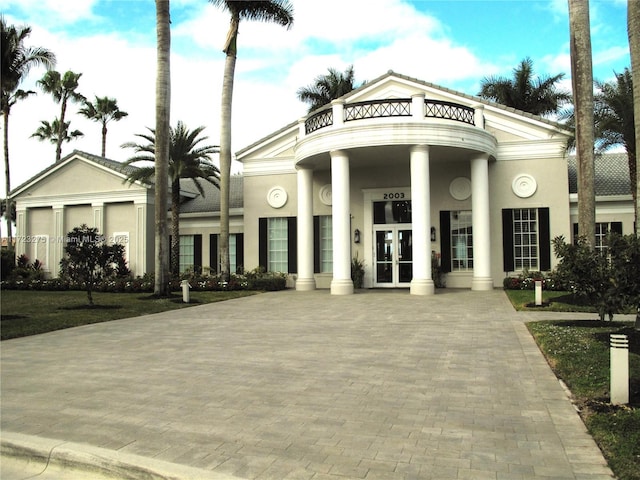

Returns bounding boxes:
[10,71,635,294]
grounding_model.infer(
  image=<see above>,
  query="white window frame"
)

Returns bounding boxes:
[319,215,333,273]
[513,208,539,270]
[268,218,288,273]
[179,234,195,273]
[450,211,473,271]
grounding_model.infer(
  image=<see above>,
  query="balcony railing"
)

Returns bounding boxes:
[304,98,476,135]
[305,108,333,134]
[425,100,474,125]
[344,99,411,121]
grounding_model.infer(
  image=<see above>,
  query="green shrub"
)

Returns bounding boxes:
[1,248,15,280]
[552,234,640,322]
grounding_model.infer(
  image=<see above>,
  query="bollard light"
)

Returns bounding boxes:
[181,279,191,304]
[535,280,543,306]
[610,334,629,405]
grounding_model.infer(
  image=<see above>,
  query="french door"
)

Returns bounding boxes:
[373,226,413,287]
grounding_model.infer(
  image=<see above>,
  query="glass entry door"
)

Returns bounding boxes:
[374,226,413,287]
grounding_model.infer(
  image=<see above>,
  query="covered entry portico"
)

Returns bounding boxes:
[294,92,497,295]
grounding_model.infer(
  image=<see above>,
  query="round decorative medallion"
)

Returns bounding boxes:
[267,186,288,208]
[512,174,537,198]
[319,184,332,206]
[449,177,471,201]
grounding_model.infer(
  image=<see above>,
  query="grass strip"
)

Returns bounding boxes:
[527,319,640,480]
[1,290,258,340]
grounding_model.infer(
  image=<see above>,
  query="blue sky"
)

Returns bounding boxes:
[0,0,631,197]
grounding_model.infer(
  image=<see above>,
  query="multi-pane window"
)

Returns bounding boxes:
[319,215,333,273]
[595,223,610,253]
[268,218,288,272]
[450,211,473,270]
[179,235,195,273]
[513,209,538,269]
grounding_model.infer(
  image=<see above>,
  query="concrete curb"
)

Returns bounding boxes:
[1,431,243,480]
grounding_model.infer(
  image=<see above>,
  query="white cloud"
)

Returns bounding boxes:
[0,0,99,27]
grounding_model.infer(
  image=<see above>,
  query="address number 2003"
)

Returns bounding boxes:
[383,192,405,200]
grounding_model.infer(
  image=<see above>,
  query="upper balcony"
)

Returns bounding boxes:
[295,94,497,166]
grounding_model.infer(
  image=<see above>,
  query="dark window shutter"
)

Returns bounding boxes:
[288,216,297,274]
[439,211,451,273]
[194,235,202,273]
[572,223,579,244]
[538,208,551,271]
[502,209,514,272]
[313,216,320,273]
[259,218,268,270]
[236,234,244,274]
[611,222,623,235]
[209,234,218,274]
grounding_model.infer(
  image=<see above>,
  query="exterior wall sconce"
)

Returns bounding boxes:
[431,227,436,242]
[354,228,361,244]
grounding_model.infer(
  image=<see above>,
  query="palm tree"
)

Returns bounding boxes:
[297,65,361,112]
[629,0,640,240]
[155,0,171,296]
[31,118,83,146]
[79,96,128,157]
[210,0,294,282]
[1,16,56,244]
[594,70,637,228]
[569,0,596,247]
[122,122,220,276]
[36,70,86,162]
[478,57,571,117]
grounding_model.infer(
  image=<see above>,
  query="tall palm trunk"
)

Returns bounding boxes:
[219,14,239,282]
[171,179,181,276]
[3,104,13,243]
[56,94,67,163]
[569,0,596,247]
[155,0,171,296]
[629,0,640,237]
[628,0,640,329]
[101,121,108,157]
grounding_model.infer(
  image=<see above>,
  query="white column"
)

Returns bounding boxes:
[473,104,485,129]
[296,167,316,291]
[51,205,65,276]
[330,150,353,295]
[15,207,27,259]
[92,202,105,233]
[410,145,435,295]
[331,99,345,128]
[471,154,493,290]
[411,93,425,120]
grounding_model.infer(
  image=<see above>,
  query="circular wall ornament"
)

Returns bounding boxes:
[512,174,537,198]
[319,184,332,206]
[449,177,471,201]
[267,186,288,208]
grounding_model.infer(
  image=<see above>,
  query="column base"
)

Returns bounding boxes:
[295,278,316,291]
[330,279,354,295]
[471,276,494,291]
[410,279,435,296]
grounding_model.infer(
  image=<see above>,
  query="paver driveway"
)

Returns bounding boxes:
[1,289,613,479]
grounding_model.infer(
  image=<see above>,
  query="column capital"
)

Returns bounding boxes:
[410,144,430,155]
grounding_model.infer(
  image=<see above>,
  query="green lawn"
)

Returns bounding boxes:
[0,289,258,340]
[527,319,640,480]
[505,288,637,316]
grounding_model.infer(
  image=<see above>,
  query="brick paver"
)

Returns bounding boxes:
[1,289,615,479]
